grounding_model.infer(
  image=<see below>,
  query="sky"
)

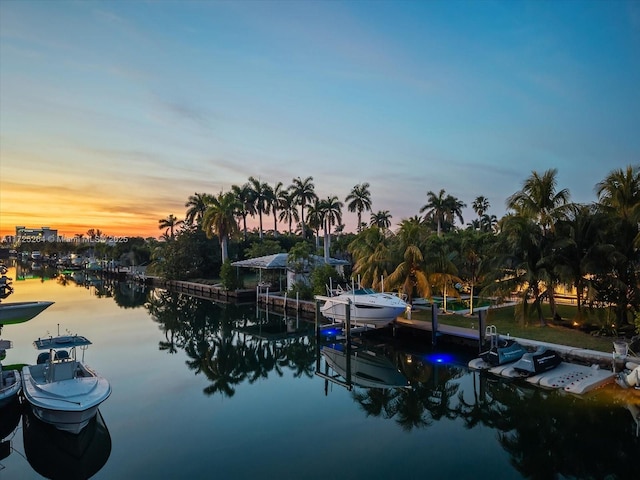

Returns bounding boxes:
[1,0,639,240]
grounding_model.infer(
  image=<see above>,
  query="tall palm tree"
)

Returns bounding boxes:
[202,192,240,263]
[424,235,462,312]
[185,192,211,227]
[507,168,570,234]
[444,194,466,230]
[370,210,392,230]
[345,182,372,233]
[472,196,490,229]
[319,196,343,260]
[289,176,317,238]
[158,214,184,240]
[278,190,300,234]
[270,181,284,236]
[420,189,448,236]
[595,165,640,325]
[506,168,570,319]
[248,177,272,240]
[231,183,254,241]
[306,199,324,249]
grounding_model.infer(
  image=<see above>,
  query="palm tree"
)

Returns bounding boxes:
[595,165,640,325]
[484,215,548,326]
[345,182,372,233]
[185,192,211,227]
[306,199,324,249]
[472,196,490,229]
[231,183,254,241]
[553,204,613,318]
[319,195,343,260]
[202,192,240,263]
[278,190,300,234]
[248,176,272,239]
[270,181,284,236]
[506,169,570,319]
[386,218,431,301]
[507,168,570,234]
[158,214,184,240]
[443,194,466,231]
[420,189,448,236]
[289,176,317,238]
[424,235,462,312]
[348,226,394,290]
[370,210,392,230]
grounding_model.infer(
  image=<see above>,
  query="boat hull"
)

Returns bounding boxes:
[0,370,20,407]
[0,301,54,325]
[21,363,111,434]
[321,292,408,327]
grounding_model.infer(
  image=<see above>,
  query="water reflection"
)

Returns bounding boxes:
[12,274,638,479]
[0,397,21,464]
[145,291,317,397]
[22,408,112,479]
[460,374,640,479]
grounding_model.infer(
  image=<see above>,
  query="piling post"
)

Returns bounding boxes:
[345,299,351,342]
[431,303,438,346]
[478,309,486,353]
[315,299,321,341]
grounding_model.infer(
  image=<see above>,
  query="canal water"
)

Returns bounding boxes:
[1,265,638,479]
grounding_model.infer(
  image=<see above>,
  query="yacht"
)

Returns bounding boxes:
[320,286,409,327]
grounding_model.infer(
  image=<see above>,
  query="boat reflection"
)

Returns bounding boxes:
[22,408,112,479]
[0,397,21,464]
[319,343,409,389]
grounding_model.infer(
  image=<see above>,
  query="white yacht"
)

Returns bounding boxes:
[320,286,409,327]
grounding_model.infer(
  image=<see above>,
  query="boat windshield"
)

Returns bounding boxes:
[353,288,376,295]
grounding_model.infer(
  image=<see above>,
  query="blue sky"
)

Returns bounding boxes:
[1,0,638,237]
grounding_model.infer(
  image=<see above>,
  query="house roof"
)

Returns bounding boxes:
[231,253,349,270]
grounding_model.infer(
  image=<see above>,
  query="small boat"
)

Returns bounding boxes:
[0,339,20,407]
[21,334,111,434]
[320,286,409,328]
[510,347,562,377]
[322,344,409,389]
[0,300,54,325]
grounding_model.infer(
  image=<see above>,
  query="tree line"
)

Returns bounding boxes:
[155,165,639,331]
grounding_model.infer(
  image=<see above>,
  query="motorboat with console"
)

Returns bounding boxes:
[320,285,409,328]
[21,333,111,434]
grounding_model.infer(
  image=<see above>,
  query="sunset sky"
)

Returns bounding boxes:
[1,0,638,239]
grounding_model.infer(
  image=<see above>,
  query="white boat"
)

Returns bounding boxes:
[322,345,409,388]
[0,339,20,406]
[320,287,409,327]
[21,334,111,434]
[0,301,54,325]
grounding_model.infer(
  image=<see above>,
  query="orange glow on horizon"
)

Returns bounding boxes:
[0,181,181,240]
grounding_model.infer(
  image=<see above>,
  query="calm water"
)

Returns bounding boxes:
[1,265,639,480]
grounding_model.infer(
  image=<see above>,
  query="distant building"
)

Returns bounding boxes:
[15,226,59,242]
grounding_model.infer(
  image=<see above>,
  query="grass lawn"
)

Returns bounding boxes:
[410,303,629,354]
